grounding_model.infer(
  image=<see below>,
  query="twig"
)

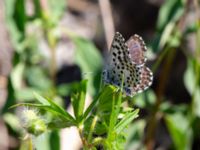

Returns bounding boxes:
[98,0,115,50]
[145,47,177,150]
[68,0,98,14]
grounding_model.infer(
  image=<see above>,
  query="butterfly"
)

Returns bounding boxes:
[102,32,153,97]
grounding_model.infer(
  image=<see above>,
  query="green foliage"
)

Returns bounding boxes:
[13,0,26,34]
[152,0,185,52]
[157,0,184,31]
[12,81,139,149]
[49,131,60,150]
[3,0,200,149]
[165,113,193,150]
[115,109,139,134]
[70,80,87,123]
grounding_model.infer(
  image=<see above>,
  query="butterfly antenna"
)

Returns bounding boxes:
[82,72,94,78]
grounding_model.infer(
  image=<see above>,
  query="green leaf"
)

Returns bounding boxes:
[3,113,21,132]
[44,97,75,122]
[15,88,42,101]
[25,66,52,91]
[84,85,116,120]
[83,91,102,119]
[5,0,23,48]
[13,0,26,33]
[11,62,25,90]
[97,85,117,126]
[33,0,42,18]
[2,77,16,114]
[108,93,121,133]
[34,93,69,118]
[193,89,200,117]
[184,59,195,95]
[11,102,76,128]
[98,85,116,113]
[160,102,188,114]
[125,120,146,150]
[33,92,51,106]
[184,59,200,117]
[48,0,66,24]
[157,0,184,31]
[165,113,192,150]
[47,115,74,129]
[152,0,184,52]
[106,88,124,143]
[49,130,60,150]
[71,80,87,122]
[115,109,139,134]
[12,91,76,124]
[158,21,175,49]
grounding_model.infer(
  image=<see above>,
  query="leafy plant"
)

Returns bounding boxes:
[12,80,139,149]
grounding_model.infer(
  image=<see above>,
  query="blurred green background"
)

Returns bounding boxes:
[0,0,200,149]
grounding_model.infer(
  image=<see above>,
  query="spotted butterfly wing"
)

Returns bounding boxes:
[126,34,147,65]
[103,32,153,97]
[103,32,134,92]
[127,34,153,95]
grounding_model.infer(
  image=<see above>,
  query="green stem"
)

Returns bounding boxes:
[87,116,98,143]
[41,7,57,85]
[78,125,88,148]
[152,46,170,73]
[28,136,33,150]
[47,31,57,85]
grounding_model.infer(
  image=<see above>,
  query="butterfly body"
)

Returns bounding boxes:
[103,32,153,97]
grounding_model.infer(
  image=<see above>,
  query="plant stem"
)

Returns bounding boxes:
[87,116,98,143]
[28,136,33,150]
[145,47,177,150]
[50,44,56,84]
[152,47,170,73]
[46,28,57,85]
[78,125,88,148]
[40,0,57,85]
